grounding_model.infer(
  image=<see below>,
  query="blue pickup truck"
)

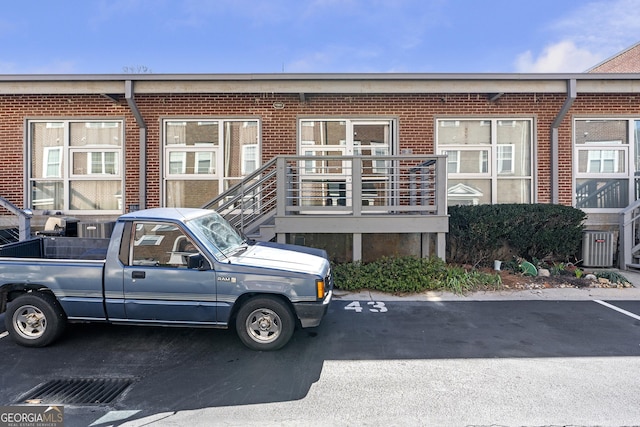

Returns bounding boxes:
[0,208,333,350]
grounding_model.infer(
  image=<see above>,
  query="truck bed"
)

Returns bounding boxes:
[0,236,110,260]
[0,255,107,319]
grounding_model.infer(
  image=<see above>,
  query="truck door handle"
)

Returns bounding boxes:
[132,271,146,279]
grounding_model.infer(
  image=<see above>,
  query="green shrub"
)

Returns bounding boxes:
[332,256,502,294]
[447,204,586,267]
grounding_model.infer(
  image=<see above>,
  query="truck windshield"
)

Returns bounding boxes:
[187,211,246,259]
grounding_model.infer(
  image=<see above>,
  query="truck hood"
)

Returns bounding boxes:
[228,242,328,276]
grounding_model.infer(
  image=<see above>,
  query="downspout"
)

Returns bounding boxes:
[550,79,577,204]
[125,80,147,210]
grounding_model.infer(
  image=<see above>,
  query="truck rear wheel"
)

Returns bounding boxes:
[235,296,295,351]
[5,293,66,347]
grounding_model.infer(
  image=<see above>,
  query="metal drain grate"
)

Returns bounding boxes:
[18,378,134,405]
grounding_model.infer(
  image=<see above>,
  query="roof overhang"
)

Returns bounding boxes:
[0,72,639,95]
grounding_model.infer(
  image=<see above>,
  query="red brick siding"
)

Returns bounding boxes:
[1,91,639,211]
[589,44,640,73]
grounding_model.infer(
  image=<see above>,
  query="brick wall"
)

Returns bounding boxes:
[1,90,639,212]
[589,44,640,72]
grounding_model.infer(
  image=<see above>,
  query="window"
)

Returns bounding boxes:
[131,222,199,267]
[358,140,389,174]
[436,118,533,205]
[574,119,632,209]
[297,119,395,208]
[444,150,460,173]
[241,144,258,175]
[163,119,260,208]
[84,151,119,175]
[195,152,213,174]
[497,144,514,174]
[43,147,62,178]
[169,152,187,174]
[29,120,123,212]
[587,149,619,173]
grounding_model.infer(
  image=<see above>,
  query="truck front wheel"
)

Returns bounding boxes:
[5,293,66,347]
[235,296,295,351]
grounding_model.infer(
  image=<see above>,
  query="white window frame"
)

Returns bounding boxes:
[356,140,389,174]
[439,147,491,176]
[497,144,515,174]
[195,151,214,174]
[85,122,119,129]
[29,120,123,214]
[583,140,623,174]
[241,144,258,175]
[444,150,460,173]
[167,151,187,175]
[480,150,489,173]
[296,118,396,211]
[588,150,618,173]
[162,118,260,207]
[573,118,634,212]
[43,147,62,178]
[88,151,119,175]
[436,118,534,205]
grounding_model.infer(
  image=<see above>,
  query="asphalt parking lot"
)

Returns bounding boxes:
[1,285,639,426]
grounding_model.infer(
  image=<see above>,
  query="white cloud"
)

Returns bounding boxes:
[552,0,640,51]
[515,40,602,73]
[514,0,640,72]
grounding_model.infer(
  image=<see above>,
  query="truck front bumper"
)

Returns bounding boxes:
[293,290,332,328]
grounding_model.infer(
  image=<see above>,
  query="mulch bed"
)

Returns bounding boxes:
[494,269,634,290]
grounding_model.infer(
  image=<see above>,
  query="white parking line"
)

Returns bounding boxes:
[0,331,8,339]
[594,300,640,321]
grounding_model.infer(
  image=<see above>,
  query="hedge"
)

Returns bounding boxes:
[446,204,586,267]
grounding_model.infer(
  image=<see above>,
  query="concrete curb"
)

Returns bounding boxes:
[334,287,640,301]
[333,268,640,301]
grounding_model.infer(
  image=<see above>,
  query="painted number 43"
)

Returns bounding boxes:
[344,301,388,313]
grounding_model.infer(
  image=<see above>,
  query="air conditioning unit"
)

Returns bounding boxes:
[582,231,614,267]
[78,221,116,238]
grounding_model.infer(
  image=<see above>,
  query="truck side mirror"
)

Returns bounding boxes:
[187,253,210,271]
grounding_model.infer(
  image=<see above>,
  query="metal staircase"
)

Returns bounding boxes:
[619,198,640,269]
[201,156,279,241]
[202,154,449,261]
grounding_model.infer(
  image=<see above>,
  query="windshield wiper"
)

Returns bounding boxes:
[225,243,250,257]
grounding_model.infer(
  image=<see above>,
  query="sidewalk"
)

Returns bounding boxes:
[333,267,640,302]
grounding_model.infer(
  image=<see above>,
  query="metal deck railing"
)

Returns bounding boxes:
[0,196,32,244]
[619,199,640,269]
[203,155,449,261]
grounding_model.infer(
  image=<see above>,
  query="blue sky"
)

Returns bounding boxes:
[1,0,639,74]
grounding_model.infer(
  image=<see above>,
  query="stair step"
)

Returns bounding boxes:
[247,224,276,242]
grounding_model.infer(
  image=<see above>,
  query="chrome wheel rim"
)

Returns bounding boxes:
[245,308,281,344]
[13,305,47,340]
